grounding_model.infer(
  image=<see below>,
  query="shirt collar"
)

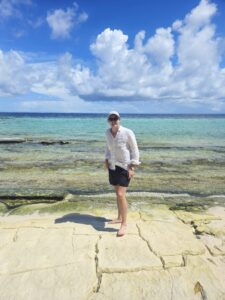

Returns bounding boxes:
[110,125,122,133]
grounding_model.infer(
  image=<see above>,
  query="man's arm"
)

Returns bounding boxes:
[127,130,140,178]
[128,130,140,169]
[105,158,109,169]
[105,140,111,169]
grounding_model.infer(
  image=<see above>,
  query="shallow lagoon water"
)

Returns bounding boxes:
[0,113,225,213]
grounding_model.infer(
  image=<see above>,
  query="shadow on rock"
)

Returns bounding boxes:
[54,213,117,232]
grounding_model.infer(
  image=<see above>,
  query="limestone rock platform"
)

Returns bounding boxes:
[0,205,225,300]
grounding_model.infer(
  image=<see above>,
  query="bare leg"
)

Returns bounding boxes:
[115,185,128,236]
[108,185,122,224]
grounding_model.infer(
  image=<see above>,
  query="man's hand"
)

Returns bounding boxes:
[128,168,135,179]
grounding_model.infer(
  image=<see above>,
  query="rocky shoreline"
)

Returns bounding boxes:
[1,189,225,216]
[0,204,224,299]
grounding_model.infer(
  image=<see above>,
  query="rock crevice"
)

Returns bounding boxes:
[94,235,102,293]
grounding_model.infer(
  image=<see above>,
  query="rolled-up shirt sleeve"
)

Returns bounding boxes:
[128,130,141,165]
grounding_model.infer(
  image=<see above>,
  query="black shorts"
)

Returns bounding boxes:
[108,165,130,187]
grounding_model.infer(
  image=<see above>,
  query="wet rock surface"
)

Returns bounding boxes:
[0,205,225,299]
[0,137,225,198]
[0,138,26,144]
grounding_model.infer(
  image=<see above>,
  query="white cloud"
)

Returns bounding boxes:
[0,0,225,113]
[184,0,217,30]
[143,28,174,67]
[0,50,32,96]
[90,28,151,96]
[46,2,88,39]
[171,0,223,100]
[85,0,225,102]
[90,28,129,61]
[0,0,32,19]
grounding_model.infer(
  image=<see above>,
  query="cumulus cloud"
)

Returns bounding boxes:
[143,28,175,67]
[89,28,152,97]
[0,50,32,96]
[171,0,223,100]
[86,0,225,102]
[46,2,88,39]
[0,0,225,112]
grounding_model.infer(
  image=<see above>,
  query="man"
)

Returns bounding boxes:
[105,111,140,237]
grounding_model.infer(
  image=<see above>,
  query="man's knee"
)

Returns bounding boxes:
[116,189,125,199]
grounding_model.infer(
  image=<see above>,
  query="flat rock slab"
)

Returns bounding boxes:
[195,219,225,237]
[0,229,16,249]
[208,206,225,219]
[92,256,225,300]
[174,210,220,224]
[168,255,225,300]
[1,208,225,299]
[98,235,162,273]
[0,262,97,300]
[161,255,184,268]
[92,270,172,300]
[0,227,98,274]
[0,227,73,274]
[0,227,98,300]
[199,234,225,256]
[176,206,225,238]
[0,213,119,234]
[137,220,206,256]
[140,205,178,222]
[0,217,76,229]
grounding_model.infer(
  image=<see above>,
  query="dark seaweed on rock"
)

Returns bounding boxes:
[0,188,66,200]
[0,138,26,144]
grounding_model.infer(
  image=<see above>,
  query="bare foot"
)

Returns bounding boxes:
[108,218,122,224]
[117,224,127,237]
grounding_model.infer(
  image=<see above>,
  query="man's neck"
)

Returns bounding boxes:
[111,125,120,135]
[111,125,120,133]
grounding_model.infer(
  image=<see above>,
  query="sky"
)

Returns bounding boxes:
[0,0,225,113]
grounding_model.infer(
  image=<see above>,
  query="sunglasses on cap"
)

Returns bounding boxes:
[108,116,119,121]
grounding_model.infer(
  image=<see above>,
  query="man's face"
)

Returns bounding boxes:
[108,114,120,128]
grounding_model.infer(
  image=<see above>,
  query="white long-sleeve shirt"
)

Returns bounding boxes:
[105,125,140,171]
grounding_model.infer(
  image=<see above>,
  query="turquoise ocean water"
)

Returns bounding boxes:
[0,113,225,201]
[0,113,225,146]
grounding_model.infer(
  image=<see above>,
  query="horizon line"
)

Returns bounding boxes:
[0,112,225,116]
